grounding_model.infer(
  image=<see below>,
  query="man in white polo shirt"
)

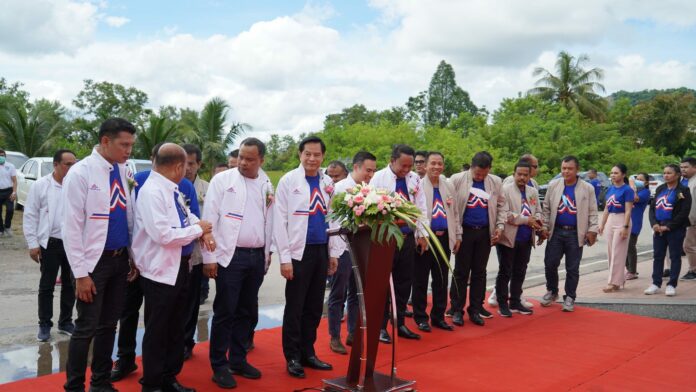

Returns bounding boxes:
[23,149,77,342]
[132,143,213,392]
[0,148,18,237]
[202,137,274,389]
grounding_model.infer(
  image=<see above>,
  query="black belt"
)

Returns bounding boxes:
[47,237,63,246]
[235,247,264,252]
[433,230,447,236]
[102,247,127,257]
[555,225,577,231]
[463,225,489,230]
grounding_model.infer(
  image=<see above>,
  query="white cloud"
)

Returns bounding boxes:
[0,0,98,54]
[104,16,130,27]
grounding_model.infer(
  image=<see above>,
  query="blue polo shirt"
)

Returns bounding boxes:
[555,183,578,227]
[431,187,448,232]
[395,177,413,234]
[681,177,689,187]
[306,175,328,244]
[631,187,651,235]
[105,164,129,250]
[605,184,635,214]
[516,190,533,242]
[463,180,489,227]
[134,170,200,256]
[589,178,601,204]
[655,187,677,222]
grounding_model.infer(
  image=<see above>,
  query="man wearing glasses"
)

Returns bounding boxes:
[414,151,428,179]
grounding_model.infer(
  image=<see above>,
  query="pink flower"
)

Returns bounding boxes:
[361,187,370,195]
[354,205,366,216]
[346,187,355,194]
[347,199,354,207]
[377,201,385,211]
[382,209,388,215]
[353,195,364,204]
[446,196,453,206]
[325,185,334,195]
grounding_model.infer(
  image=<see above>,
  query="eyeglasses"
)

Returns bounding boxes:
[531,165,538,169]
[415,160,425,164]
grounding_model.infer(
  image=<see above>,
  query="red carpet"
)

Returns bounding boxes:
[2,302,695,391]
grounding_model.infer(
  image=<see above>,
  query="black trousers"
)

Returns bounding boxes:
[495,241,532,306]
[115,275,143,365]
[183,263,203,351]
[450,226,491,316]
[38,238,75,328]
[282,244,328,362]
[382,233,416,328]
[140,257,190,388]
[0,187,14,231]
[209,248,265,370]
[625,233,639,274]
[412,233,450,324]
[64,250,129,391]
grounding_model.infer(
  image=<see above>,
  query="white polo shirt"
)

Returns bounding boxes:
[0,162,16,189]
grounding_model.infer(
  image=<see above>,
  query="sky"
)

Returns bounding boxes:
[1,0,695,142]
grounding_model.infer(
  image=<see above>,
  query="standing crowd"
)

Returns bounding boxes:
[1,116,695,392]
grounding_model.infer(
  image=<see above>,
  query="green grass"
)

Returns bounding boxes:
[266,170,284,187]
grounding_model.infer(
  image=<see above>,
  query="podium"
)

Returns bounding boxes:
[323,227,416,392]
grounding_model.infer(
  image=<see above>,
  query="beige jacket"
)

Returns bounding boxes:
[542,178,599,247]
[191,176,210,266]
[449,170,503,238]
[688,176,696,226]
[496,183,542,248]
[422,174,461,250]
[503,176,539,190]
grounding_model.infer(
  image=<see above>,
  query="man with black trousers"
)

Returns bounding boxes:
[274,136,340,378]
[449,152,503,327]
[132,143,214,392]
[370,144,429,343]
[202,138,275,388]
[62,118,137,392]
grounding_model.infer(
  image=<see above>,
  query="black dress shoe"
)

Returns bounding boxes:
[452,312,464,326]
[302,356,333,370]
[345,333,353,346]
[287,360,306,378]
[469,313,485,326]
[89,384,119,392]
[404,310,414,318]
[183,346,192,361]
[110,360,137,382]
[379,329,392,344]
[212,368,237,388]
[432,320,455,331]
[416,322,431,332]
[162,380,195,392]
[397,325,421,340]
[230,361,261,379]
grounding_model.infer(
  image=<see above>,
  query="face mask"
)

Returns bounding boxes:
[634,180,645,189]
[0,157,5,165]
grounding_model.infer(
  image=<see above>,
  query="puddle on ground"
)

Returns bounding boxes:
[0,304,285,384]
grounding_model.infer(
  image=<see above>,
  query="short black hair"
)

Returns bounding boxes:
[562,155,580,168]
[514,160,531,172]
[150,142,165,159]
[426,151,444,161]
[415,150,428,158]
[391,144,415,160]
[155,146,186,167]
[587,167,597,173]
[182,144,202,163]
[461,163,471,171]
[352,151,377,166]
[98,118,136,141]
[229,149,239,158]
[327,160,348,174]
[0,149,5,155]
[681,157,696,166]
[471,151,492,169]
[53,149,75,164]
[665,163,681,175]
[239,138,266,157]
[298,136,326,153]
[215,163,229,170]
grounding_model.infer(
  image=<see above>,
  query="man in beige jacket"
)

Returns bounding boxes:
[449,151,503,327]
[493,161,542,317]
[412,152,460,332]
[679,157,696,281]
[540,156,598,312]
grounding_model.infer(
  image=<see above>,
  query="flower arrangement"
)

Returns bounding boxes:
[265,190,275,207]
[329,183,451,270]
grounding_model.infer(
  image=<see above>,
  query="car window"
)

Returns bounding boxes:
[135,161,152,173]
[41,162,53,177]
[22,161,35,176]
[29,161,39,178]
[6,154,28,168]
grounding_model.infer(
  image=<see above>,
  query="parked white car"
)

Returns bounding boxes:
[126,158,152,175]
[4,151,29,169]
[15,157,53,208]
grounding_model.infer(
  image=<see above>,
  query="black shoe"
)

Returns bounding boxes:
[680,271,696,281]
[431,320,454,331]
[141,386,163,392]
[345,333,353,347]
[183,346,192,361]
[89,384,119,392]
[469,313,485,326]
[404,310,414,318]
[162,380,195,392]
[379,329,392,344]
[286,360,305,378]
[663,269,671,278]
[452,311,464,326]
[302,356,332,370]
[479,308,493,319]
[416,322,431,332]
[498,303,512,318]
[397,325,421,340]
[110,360,137,382]
[510,302,534,315]
[445,308,453,318]
[212,368,237,388]
[230,361,261,379]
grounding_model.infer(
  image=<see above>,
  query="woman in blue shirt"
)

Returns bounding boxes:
[598,164,634,292]
[625,173,650,280]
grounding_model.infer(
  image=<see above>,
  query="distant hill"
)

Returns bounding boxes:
[609,87,696,105]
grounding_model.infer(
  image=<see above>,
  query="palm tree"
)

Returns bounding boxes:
[0,103,62,156]
[137,115,182,158]
[528,51,607,121]
[187,97,250,173]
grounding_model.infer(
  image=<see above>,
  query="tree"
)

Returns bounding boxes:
[265,134,299,171]
[425,60,478,127]
[628,93,696,156]
[0,103,63,156]
[0,77,30,110]
[528,51,607,121]
[73,79,149,122]
[136,114,181,158]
